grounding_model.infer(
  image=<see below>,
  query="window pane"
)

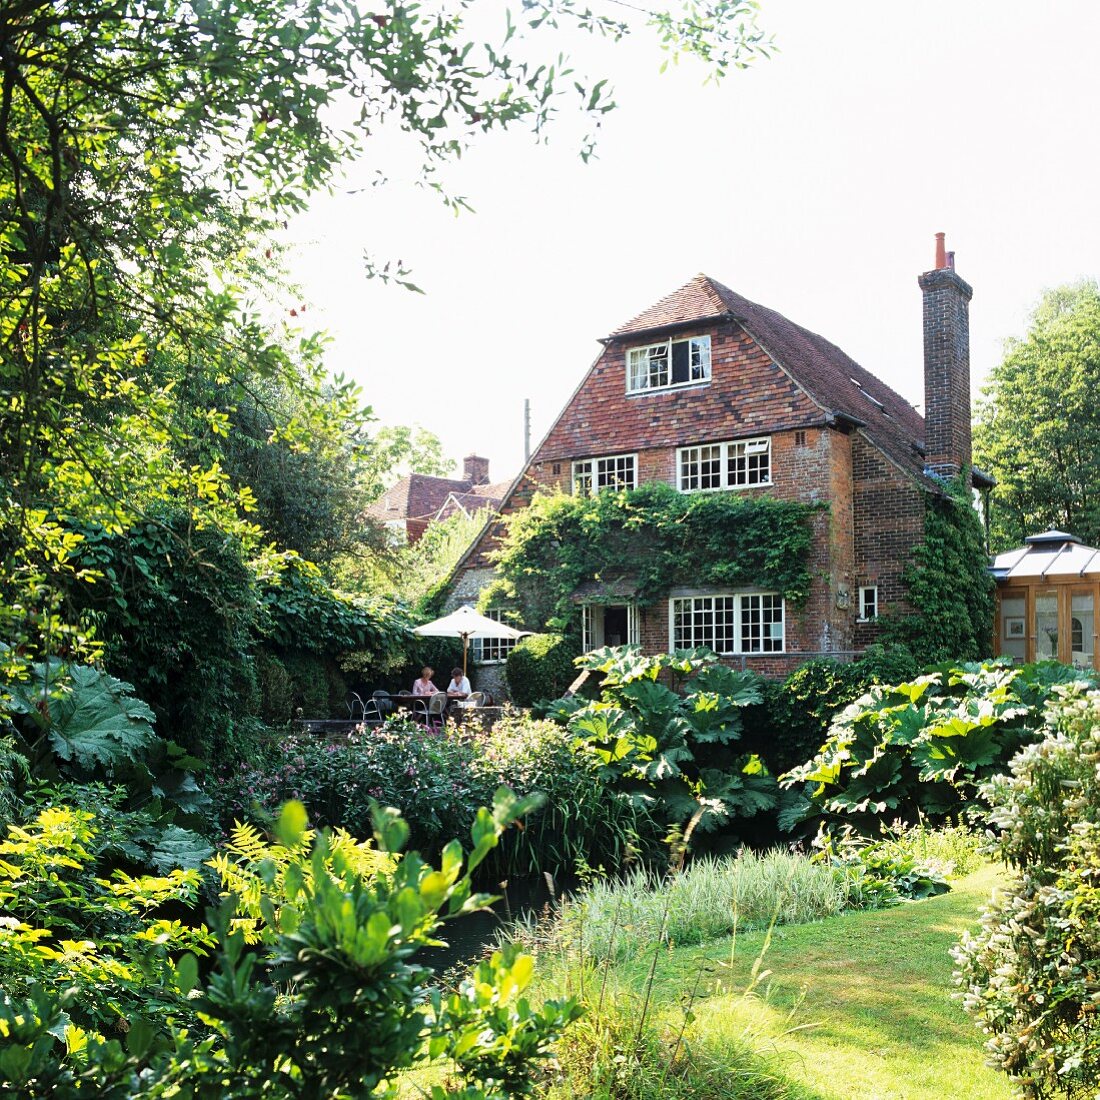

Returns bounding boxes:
[680,448,700,491]
[1000,595,1026,660]
[1035,594,1058,659]
[595,455,636,491]
[728,438,771,486]
[671,340,690,384]
[1072,594,1094,668]
[690,337,711,381]
[700,445,722,490]
[572,461,592,495]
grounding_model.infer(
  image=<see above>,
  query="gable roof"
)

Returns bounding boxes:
[368,474,514,526]
[608,274,929,483]
[435,482,511,522]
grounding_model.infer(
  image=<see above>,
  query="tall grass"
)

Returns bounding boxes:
[548,848,848,962]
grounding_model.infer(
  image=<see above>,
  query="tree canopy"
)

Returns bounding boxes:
[1,0,770,757]
[974,281,1100,550]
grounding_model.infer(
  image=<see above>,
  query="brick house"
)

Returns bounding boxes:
[367,454,510,543]
[449,236,992,688]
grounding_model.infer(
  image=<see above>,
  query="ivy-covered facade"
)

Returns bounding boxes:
[450,237,994,681]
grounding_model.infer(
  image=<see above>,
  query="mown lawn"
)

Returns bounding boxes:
[553,864,1012,1100]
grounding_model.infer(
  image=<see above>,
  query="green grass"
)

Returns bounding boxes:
[533,865,1012,1100]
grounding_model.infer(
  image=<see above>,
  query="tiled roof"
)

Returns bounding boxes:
[367,474,512,526]
[609,274,929,482]
[435,486,508,522]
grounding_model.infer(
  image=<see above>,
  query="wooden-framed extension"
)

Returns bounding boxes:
[992,531,1100,673]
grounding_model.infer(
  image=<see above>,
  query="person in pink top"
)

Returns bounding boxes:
[412,666,438,696]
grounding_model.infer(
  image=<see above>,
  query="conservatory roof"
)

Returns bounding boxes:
[991,531,1100,581]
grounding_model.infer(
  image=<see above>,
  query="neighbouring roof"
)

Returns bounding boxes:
[991,530,1100,581]
[435,481,511,522]
[607,274,931,484]
[368,473,513,527]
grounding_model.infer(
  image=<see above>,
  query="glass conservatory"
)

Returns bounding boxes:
[991,530,1100,671]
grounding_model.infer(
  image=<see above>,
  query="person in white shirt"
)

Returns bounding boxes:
[446,668,471,698]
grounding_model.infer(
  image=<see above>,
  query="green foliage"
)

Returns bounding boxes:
[550,647,775,832]
[506,633,579,707]
[1,657,205,820]
[783,659,1094,833]
[879,476,996,664]
[742,645,920,778]
[0,798,214,1038]
[975,280,1100,550]
[543,848,849,963]
[490,484,819,632]
[811,827,950,910]
[207,713,656,878]
[388,506,491,613]
[954,684,1100,1096]
[0,789,582,1098]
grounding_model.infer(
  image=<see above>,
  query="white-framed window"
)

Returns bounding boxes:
[669,592,785,655]
[572,453,637,496]
[627,335,711,394]
[471,610,520,664]
[858,586,878,622]
[678,437,771,491]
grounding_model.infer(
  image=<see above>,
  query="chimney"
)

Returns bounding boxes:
[463,454,490,486]
[918,233,973,481]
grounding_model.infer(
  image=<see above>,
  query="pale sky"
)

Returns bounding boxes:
[287,0,1100,487]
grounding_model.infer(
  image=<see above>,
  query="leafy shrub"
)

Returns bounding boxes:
[782,659,1094,833]
[253,650,293,724]
[0,795,213,1038]
[506,633,578,707]
[208,711,655,878]
[0,657,207,826]
[742,645,919,777]
[954,683,1100,1096]
[0,791,582,1098]
[811,826,951,910]
[548,647,775,833]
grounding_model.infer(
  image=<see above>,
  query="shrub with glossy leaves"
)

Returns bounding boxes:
[0,790,582,1098]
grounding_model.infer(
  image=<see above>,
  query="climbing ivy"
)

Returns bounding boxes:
[879,474,995,664]
[487,483,820,631]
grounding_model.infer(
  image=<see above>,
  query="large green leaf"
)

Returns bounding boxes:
[47,665,158,773]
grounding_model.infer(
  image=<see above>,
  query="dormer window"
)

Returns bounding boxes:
[627,335,711,394]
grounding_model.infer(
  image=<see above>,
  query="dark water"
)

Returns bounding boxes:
[417,874,569,973]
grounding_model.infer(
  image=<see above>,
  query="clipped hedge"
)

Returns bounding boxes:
[505,633,577,707]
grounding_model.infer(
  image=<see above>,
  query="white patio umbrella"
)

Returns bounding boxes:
[412,605,525,679]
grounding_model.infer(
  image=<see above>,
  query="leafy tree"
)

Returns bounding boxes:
[0,0,771,693]
[371,425,457,484]
[974,281,1100,550]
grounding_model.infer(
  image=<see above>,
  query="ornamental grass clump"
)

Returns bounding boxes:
[555,848,847,962]
[953,682,1100,1097]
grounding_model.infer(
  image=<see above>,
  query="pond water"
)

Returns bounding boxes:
[418,873,571,973]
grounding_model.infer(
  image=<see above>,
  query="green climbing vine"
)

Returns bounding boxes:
[879,473,995,663]
[485,483,821,631]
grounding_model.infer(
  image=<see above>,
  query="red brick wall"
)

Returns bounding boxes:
[453,317,924,676]
[851,433,925,647]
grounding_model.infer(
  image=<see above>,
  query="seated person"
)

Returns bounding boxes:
[412,666,438,696]
[446,668,471,698]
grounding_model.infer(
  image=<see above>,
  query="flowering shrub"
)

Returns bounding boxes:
[954,683,1100,1097]
[208,711,658,878]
